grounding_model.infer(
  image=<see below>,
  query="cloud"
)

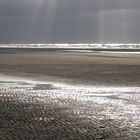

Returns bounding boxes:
[0,0,140,43]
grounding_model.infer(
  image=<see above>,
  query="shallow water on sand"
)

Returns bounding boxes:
[0,74,140,139]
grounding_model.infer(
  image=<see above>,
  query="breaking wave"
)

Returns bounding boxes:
[0,44,140,49]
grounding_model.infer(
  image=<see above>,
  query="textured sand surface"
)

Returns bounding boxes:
[0,48,140,139]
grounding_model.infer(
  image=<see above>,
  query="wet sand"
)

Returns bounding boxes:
[0,48,140,86]
[0,48,140,139]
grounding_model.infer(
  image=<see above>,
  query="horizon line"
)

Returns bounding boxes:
[0,43,140,45]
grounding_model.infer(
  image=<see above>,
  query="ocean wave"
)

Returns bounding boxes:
[0,44,140,49]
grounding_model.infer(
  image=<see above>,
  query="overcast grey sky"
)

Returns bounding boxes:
[0,0,140,43]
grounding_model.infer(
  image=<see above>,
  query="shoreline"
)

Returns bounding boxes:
[1,47,140,52]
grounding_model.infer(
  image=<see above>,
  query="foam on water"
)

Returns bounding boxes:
[0,44,140,49]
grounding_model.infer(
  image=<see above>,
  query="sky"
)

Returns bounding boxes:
[0,0,140,43]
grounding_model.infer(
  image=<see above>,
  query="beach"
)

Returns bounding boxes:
[0,48,140,85]
[0,48,140,139]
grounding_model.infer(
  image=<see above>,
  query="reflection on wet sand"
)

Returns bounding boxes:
[0,49,140,139]
[0,75,140,139]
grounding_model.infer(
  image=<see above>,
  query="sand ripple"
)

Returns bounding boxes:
[0,75,140,139]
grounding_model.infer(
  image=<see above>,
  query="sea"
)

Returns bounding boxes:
[0,44,140,49]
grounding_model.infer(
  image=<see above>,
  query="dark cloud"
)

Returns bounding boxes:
[0,0,140,43]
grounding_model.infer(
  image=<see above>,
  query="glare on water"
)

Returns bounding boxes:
[0,74,140,130]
